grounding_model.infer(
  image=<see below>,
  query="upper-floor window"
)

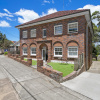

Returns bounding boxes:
[68,46,78,58]
[30,47,36,56]
[43,29,46,38]
[30,29,36,37]
[54,25,62,35]
[23,31,27,38]
[54,47,62,57]
[68,22,78,33]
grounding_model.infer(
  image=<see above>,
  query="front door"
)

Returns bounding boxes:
[42,49,46,61]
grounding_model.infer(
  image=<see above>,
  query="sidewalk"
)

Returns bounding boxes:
[61,61,100,100]
[0,66,20,100]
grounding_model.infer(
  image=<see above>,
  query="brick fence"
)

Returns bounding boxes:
[8,53,32,67]
[37,59,85,83]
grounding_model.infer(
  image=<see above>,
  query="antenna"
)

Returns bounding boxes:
[63,0,64,10]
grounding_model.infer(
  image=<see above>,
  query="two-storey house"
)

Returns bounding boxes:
[16,9,93,70]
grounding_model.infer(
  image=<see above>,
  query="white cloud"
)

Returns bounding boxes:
[4,9,11,14]
[43,0,50,3]
[6,17,12,21]
[41,8,57,16]
[0,12,13,18]
[0,20,11,27]
[78,4,100,25]
[15,8,40,23]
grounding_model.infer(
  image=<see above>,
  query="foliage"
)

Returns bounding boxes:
[92,43,98,56]
[0,32,12,49]
[48,62,74,77]
[92,11,100,43]
[4,52,8,55]
[96,45,100,55]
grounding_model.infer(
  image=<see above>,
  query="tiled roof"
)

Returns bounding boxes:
[16,9,89,27]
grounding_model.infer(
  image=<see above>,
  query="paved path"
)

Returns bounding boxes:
[61,61,100,100]
[0,55,90,100]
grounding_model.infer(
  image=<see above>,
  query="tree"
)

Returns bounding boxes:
[0,32,12,49]
[92,11,100,43]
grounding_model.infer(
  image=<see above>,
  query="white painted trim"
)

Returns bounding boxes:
[30,29,36,38]
[42,29,46,38]
[51,60,74,64]
[68,22,78,34]
[54,25,63,35]
[54,47,63,57]
[16,11,89,28]
[23,47,28,55]
[23,30,27,38]
[30,47,36,56]
[68,46,78,58]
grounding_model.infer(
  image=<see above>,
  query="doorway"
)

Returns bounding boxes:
[42,47,48,61]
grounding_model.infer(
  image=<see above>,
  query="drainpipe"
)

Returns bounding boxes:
[86,21,92,70]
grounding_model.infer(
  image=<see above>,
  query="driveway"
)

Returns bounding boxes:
[61,61,100,100]
[0,55,91,100]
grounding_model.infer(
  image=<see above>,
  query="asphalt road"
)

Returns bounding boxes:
[0,55,91,100]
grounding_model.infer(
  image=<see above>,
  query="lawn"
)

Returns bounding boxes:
[24,58,37,66]
[48,62,74,77]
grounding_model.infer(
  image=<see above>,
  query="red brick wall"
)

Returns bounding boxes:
[19,15,92,68]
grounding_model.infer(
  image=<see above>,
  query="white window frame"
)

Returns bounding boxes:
[30,29,36,37]
[30,47,36,56]
[23,47,27,55]
[68,22,78,34]
[23,31,27,38]
[43,29,46,38]
[54,25,63,35]
[68,46,78,58]
[54,47,63,57]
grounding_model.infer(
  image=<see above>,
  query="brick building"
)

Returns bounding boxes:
[16,9,93,70]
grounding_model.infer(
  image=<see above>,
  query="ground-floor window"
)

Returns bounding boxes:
[68,46,78,58]
[54,47,62,57]
[31,47,36,56]
[23,47,27,55]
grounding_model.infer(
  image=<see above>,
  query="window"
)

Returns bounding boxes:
[68,47,78,58]
[30,29,36,37]
[23,47,27,55]
[68,22,78,33]
[23,31,27,38]
[31,47,36,56]
[54,47,62,57]
[54,25,62,35]
[43,29,46,38]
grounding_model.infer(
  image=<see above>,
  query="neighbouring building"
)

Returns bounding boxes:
[16,9,93,70]
[10,41,20,54]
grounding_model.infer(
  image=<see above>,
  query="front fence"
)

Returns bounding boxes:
[74,53,84,71]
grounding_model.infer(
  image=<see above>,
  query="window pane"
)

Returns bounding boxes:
[54,47,62,56]
[55,25,62,34]
[31,47,36,55]
[31,29,36,37]
[68,22,78,33]
[43,29,46,37]
[23,31,27,38]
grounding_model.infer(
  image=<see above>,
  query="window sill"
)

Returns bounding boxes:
[23,54,27,56]
[54,34,62,36]
[68,56,78,58]
[31,55,36,56]
[54,55,62,57]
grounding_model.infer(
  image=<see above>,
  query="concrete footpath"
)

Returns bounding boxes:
[61,61,100,100]
[0,63,20,100]
[0,55,91,100]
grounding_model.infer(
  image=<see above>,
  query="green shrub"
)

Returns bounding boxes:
[4,52,8,55]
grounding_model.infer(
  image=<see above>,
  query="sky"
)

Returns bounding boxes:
[0,0,100,41]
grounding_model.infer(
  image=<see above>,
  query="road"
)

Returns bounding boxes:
[62,61,100,100]
[0,55,91,100]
